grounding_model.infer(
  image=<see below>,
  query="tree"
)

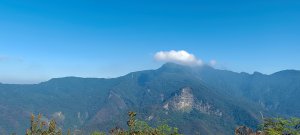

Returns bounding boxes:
[261,117,300,135]
[91,131,106,135]
[110,111,182,135]
[26,114,62,135]
[24,112,182,135]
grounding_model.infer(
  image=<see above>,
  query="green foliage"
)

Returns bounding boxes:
[26,114,62,135]
[22,112,300,135]
[109,111,182,135]
[25,112,181,135]
[261,117,300,135]
[91,131,106,135]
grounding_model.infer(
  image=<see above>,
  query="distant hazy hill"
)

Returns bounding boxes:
[0,63,299,135]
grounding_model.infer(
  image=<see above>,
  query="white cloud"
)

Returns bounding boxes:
[154,50,203,66]
[209,60,217,66]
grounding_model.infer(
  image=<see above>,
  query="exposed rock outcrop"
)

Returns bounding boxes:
[235,126,264,135]
[164,87,222,116]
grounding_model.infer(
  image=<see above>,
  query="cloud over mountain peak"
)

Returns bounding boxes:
[154,50,203,66]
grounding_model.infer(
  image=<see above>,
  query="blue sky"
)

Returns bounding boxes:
[0,0,300,84]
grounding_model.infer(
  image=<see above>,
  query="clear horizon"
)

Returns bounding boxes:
[1,0,300,84]
[0,62,298,84]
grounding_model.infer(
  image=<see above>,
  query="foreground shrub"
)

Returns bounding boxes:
[108,112,181,135]
[235,117,300,135]
[25,114,63,135]
[261,117,300,135]
[25,112,181,135]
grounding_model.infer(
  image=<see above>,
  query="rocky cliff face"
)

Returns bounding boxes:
[163,87,222,116]
[163,87,194,112]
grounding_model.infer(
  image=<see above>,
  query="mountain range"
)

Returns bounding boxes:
[0,63,299,135]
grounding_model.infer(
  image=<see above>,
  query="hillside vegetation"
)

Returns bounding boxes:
[1,63,300,134]
[25,112,181,135]
[24,112,300,135]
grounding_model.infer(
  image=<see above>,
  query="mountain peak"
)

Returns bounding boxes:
[158,62,214,73]
[271,69,300,77]
[160,62,187,68]
[252,71,264,76]
[41,77,85,84]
